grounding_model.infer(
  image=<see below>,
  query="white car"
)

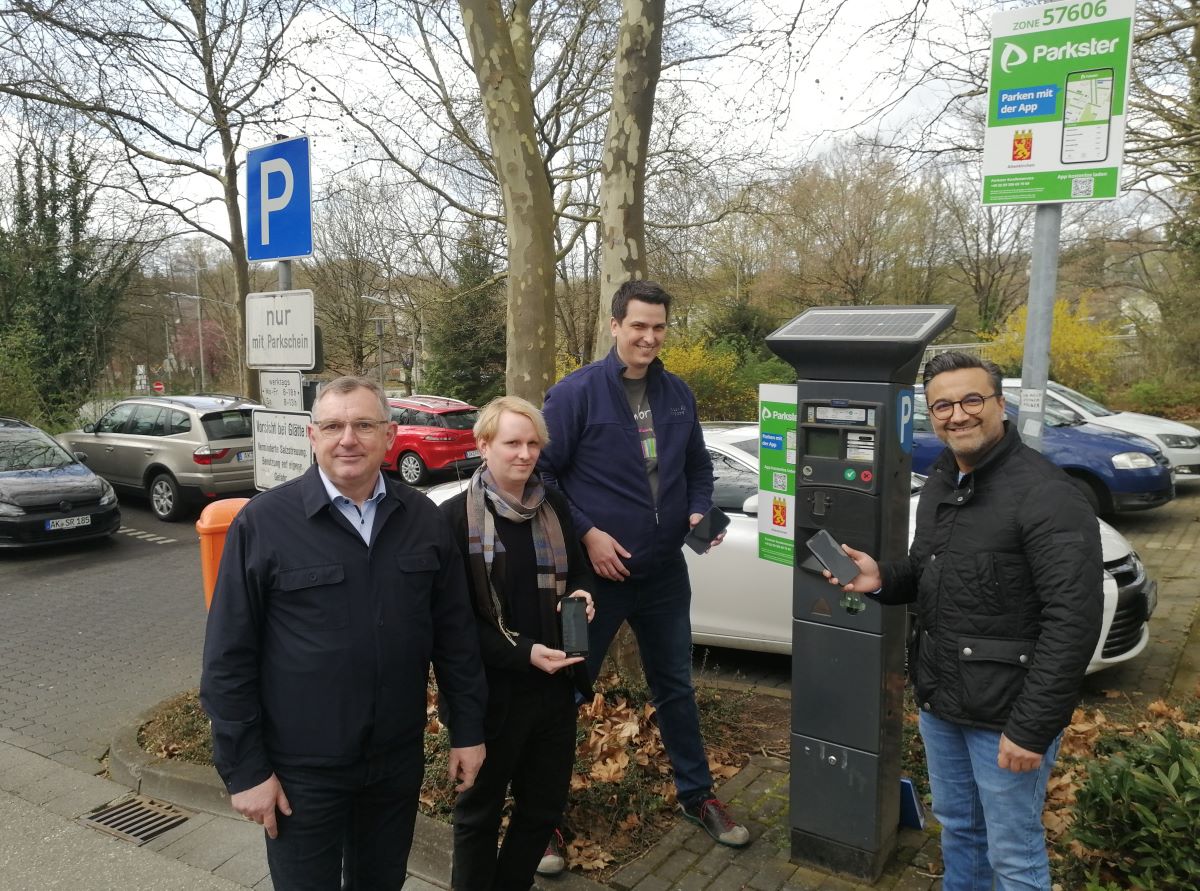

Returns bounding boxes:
[1003,378,1200,477]
[424,424,1156,676]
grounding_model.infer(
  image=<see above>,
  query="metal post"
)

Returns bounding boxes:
[1016,203,1062,454]
[278,259,292,291]
[376,318,385,388]
[197,297,207,391]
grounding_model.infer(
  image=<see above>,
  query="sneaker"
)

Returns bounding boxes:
[680,797,750,847]
[536,828,566,876]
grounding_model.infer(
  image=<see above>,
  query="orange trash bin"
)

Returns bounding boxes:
[196,498,250,610]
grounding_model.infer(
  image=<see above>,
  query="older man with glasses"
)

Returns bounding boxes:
[825,352,1102,891]
[201,376,487,890]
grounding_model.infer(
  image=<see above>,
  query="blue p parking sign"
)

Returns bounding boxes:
[246,136,313,262]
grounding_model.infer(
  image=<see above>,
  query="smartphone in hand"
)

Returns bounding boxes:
[684,507,731,554]
[560,597,589,658]
[805,529,860,584]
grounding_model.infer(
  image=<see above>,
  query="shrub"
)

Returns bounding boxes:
[1068,727,1200,890]
[659,340,757,420]
[1111,376,1200,421]
[983,297,1121,394]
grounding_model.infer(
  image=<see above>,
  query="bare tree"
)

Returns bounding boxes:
[0,0,315,399]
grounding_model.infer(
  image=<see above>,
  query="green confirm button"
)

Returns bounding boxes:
[843,468,857,481]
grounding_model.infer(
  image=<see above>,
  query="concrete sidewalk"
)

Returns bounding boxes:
[1,486,1196,890]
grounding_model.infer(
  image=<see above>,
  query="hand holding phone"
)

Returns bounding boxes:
[805,529,861,584]
[684,506,731,554]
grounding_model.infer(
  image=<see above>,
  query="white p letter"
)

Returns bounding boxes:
[260,158,294,245]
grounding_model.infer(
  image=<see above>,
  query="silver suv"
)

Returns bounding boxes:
[60,395,257,521]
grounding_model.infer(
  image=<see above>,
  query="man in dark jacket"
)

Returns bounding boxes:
[538,280,749,855]
[828,352,1102,891]
[201,376,487,890]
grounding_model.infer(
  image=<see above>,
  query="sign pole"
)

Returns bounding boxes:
[1016,203,1062,453]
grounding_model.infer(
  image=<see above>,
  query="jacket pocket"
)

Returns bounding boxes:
[914,628,938,706]
[957,635,1034,723]
[275,563,348,629]
[395,549,439,615]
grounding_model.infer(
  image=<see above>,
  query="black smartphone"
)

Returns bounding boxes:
[560,597,589,658]
[805,529,860,584]
[684,506,731,554]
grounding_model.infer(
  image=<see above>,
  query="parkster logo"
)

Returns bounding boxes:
[761,406,797,422]
[1000,42,1028,73]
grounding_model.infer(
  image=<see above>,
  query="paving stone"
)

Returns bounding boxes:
[212,844,271,887]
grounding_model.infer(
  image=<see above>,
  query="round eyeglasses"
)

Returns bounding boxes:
[928,393,1001,420]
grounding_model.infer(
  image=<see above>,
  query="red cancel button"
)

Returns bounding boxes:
[860,470,874,483]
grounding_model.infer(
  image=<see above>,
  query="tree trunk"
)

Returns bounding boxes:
[592,0,665,360]
[459,0,556,405]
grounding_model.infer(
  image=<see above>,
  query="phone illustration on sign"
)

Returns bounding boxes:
[1061,68,1113,165]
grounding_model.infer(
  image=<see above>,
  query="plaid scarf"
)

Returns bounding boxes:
[465,464,569,646]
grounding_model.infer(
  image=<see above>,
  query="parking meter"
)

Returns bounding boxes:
[766,305,956,880]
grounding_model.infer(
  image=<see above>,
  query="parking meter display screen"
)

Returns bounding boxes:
[806,428,840,459]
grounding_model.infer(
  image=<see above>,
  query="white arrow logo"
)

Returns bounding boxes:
[1000,42,1028,74]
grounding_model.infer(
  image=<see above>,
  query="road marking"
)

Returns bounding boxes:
[118,527,178,545]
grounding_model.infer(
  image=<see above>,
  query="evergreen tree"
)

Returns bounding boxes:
[423,225,507,405]
[0,138,136,420]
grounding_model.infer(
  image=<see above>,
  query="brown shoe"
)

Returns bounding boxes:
[680,797,750,847]
[536,828,566,876]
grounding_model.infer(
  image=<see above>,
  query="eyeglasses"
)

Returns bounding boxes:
[313,419,389,438]
[928,393,1001,420]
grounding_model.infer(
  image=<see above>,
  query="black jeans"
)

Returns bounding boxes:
[265,748,423,891]
[452,670,576,891]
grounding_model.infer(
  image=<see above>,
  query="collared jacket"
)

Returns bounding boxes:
[877,422,1102,754]
[200,466,486,794]
[538,348,713,580]
[440,486,593,737]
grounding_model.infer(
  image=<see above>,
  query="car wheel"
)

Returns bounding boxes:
[398,452,427,485]
[1068,473,1106,517]
[148,472,184,522]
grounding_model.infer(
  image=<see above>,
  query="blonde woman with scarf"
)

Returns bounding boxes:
[439,395,594,891]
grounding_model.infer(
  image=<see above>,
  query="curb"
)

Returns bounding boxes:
[110,710,608,890]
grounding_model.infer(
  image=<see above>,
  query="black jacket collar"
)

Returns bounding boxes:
[932,420,1022,484]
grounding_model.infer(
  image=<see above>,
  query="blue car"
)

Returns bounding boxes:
[912,391,1174,515]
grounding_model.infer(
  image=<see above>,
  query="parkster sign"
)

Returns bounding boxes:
[982,0,1134,205]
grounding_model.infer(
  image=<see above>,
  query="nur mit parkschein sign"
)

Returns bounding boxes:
[982,0,1134,205]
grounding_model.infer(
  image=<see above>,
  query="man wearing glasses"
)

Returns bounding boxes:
[825,352,1101,891]
[202,376,487,890]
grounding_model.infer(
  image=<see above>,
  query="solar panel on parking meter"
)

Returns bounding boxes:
[766,305,956,881]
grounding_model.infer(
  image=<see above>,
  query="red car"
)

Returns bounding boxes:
[383,395,482,485]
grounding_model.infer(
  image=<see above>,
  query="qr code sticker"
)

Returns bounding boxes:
[1071,177,1094,199]
[772,471,786,491]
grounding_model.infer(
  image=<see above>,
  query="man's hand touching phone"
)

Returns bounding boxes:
[583,527,631,581]
[822,544,883,593]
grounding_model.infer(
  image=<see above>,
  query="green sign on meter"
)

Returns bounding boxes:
[982,0,1134,205]
[758,384,797,567]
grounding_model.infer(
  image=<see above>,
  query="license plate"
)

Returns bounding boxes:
[46,515,91,531]
[466,449,480,459]
[237,450,253,462]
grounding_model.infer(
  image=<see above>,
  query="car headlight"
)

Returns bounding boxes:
[1159,434,1199,449]
[1111,452,1157,469]
[0,500,25,518]
[99,480,118,506]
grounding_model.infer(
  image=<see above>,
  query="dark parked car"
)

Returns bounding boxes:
[0,418,121,548]
[912,390,1174,515]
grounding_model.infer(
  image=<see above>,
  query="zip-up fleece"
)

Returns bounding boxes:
[538,348,713,580]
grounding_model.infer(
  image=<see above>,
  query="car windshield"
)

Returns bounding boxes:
[0,430,77,471]
[1000,391,1082,428]
[200,409,254,441]
[439,410,478,430]
[1048,381,1115,417]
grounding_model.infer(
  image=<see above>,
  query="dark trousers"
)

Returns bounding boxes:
[452,670,576,891]
[583,553,712,806]
[265,749,423,891]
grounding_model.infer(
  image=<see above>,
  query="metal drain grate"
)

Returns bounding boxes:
[80,795,191,845]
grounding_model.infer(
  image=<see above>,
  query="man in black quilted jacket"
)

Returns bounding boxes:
[827,351,1102,891]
